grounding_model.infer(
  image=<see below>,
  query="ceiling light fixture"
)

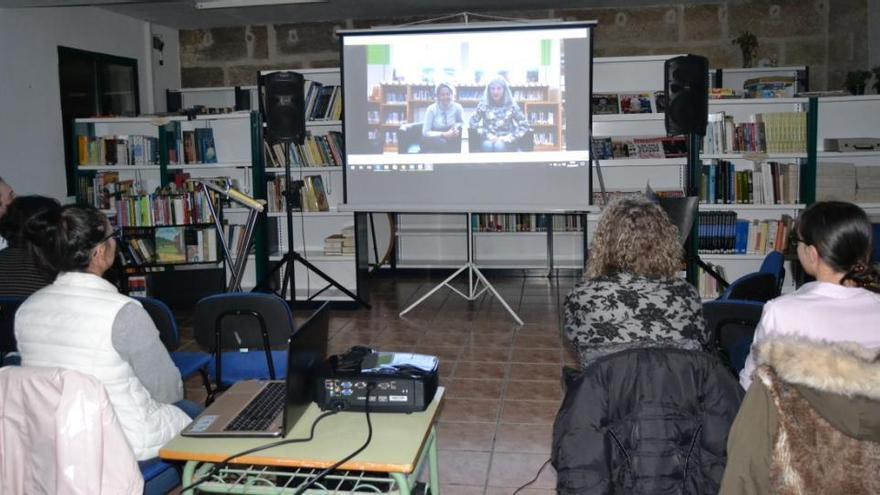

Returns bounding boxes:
[195,0,327,9]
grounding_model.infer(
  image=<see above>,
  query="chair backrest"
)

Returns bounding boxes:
[134,296,179,351]
[759,250,786,294]
[717,271,779,302]
[0,297,26,355]
[193,292,295,351]
[397,122,423,154]
[552,347,744,494]
[703,300,764,374]
[0,366,143,493]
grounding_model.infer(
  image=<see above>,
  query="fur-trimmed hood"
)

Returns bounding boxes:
[754,336,880,442]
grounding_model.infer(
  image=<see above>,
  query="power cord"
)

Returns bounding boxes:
[512,457,551,495]
[178,409,340,493]
[292,384,376,495]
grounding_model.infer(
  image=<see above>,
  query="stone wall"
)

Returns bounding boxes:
[179,1,867,91]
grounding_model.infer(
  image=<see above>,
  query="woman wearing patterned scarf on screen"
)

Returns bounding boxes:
[468,76,531,152]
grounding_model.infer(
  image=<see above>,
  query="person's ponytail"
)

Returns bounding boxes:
[23,205,63,273]
[23,205,108,273]
[841,261,880,294]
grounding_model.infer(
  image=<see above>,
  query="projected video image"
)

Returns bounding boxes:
[343,27,591,164]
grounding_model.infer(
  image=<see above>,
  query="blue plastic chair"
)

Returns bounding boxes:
[134,296,214,404]
[703,300,764,375]
[717,251,785,302]
[193,292,296,389]
[139,458,180,495]
[0,297,26,367]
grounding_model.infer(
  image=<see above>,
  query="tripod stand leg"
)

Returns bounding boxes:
[470,264,523,325]
[399,265,468,317]
[290,252,370,308]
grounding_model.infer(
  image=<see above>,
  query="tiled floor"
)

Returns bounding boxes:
[176,270,582,495]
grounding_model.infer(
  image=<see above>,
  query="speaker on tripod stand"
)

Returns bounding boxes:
[258,71,369,308]
[663,55,727,289]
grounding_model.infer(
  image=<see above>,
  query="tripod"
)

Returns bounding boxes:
[261,140,370,308]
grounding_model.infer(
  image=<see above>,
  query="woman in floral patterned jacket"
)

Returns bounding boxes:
[563,196,708,368]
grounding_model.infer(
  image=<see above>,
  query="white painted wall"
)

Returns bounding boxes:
[151,23,181,114]
[0,7,177,200]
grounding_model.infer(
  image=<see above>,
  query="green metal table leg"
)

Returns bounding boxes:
[427,426,440,495]
[182,461,197,495]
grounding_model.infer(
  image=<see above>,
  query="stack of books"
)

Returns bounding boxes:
[323,225,355,256]
[816,163,856,202]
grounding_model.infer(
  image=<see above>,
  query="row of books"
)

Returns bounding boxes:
[77,134,160,166]
[700,160,800,205]
[120,226,218,266]
[154,226,218,264]
[696,263,729,299]
[697,211,793,255]
[592,136,687,160]
[264,131,344,168]
[223,223,252,258]
[113,190,216,227]
[592,91,666,115]
[470,214,583,233]
[77,172,137,210]
[323,226,355,255]
[304,81,342,121]
[703,111,807,154]
[171,128,218,165]
[266,175,330,213]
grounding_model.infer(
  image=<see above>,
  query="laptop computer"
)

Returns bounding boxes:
[181,301,329,437]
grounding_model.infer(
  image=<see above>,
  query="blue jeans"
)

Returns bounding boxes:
[139,400,204,494]
[174,399,205,419]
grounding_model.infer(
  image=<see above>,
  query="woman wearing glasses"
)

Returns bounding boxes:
[722,201,880,494]
[15,204,194,461]
[421,82,464,153]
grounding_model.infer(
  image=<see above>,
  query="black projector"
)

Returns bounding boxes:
[315,346,439,413]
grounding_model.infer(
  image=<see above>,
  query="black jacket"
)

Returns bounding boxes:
[552,348,744,495]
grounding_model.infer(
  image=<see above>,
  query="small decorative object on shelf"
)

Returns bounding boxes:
[732,31,758,69]
[845,70,872,95]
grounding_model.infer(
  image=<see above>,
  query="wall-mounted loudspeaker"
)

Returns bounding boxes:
[664,55,709,136]
[263,71,305,144]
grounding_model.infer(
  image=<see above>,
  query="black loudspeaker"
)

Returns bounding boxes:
[664,55,709,136]
[263,71,305,144]
[234,86,251,111]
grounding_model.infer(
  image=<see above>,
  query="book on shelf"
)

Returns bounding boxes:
[816,162,856,202]
[703,111,806,154]
[126,275,148,297]
[154,226,187,263]
[592,136,686,159]
[697,263,727,299]
[301,175,329,212]
[697,210,792,255]
[591,93,619,115]
[699,160,799,205]
[77,134,160,166]
[323,233,344,255]
[619,93,652,114]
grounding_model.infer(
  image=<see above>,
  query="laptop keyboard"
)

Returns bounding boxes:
[225,382,287,432]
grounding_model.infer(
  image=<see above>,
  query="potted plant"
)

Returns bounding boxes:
[845,70,871,95]
[732,31,758,68]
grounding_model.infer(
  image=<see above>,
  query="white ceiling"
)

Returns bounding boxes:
[0,0,721,29]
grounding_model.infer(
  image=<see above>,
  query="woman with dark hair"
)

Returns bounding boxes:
[721,201,880,494]
[468,76,531,152]
[15,204,193,461]
[421,82,464,153]
[739,201,880,389]
[563,196,707,367]
[0,195,59,297]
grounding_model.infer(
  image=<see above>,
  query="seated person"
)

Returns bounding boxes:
[468,76,531,152]
[721,336,880,494]
[739,201,880,390]
[0,195,59,298]
[15,205,194,460]
[421,82,463,153]
[563,196,707,367]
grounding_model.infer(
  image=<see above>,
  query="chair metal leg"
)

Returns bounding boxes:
[198,367,216,406]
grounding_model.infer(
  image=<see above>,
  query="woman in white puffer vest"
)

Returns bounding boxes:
[15,204,192,460]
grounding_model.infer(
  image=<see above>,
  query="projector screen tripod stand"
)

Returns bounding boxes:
[399,212,523,325]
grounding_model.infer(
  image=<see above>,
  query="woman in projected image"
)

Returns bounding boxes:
[421,82,464,153]
[469,76,531,152]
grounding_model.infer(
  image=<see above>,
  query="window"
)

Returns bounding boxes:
[58,46,139,195]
